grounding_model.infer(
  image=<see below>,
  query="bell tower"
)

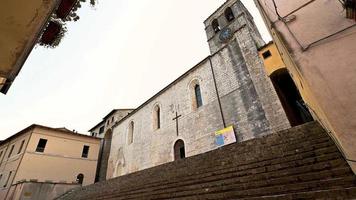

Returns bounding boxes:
[204,0,265,54]
[203,0,291,136]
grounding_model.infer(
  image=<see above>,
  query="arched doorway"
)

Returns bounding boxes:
[76,173,84,185]
[174,140,185,160]
[270,69,313,126]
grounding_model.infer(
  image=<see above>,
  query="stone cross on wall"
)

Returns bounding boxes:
[172,111,182,136]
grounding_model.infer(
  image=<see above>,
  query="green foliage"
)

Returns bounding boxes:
[38,0,97,48]
[38,18,67,48]
[65,0,97,22]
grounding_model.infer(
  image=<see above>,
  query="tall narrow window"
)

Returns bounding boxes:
[18,140,25,154]
[4,171,12,187]
[224,7,235,22]
[7,145,14,158]
[36,139,47,153]
[195,84,203,108]
[82,145,90,158]
[128,121,134,144]
[153,105,161,130]
[174,140,185,160]
[212,19,221,33]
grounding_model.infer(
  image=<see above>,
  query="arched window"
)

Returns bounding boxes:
[153,105,161,130]
[224,7,235,22]
[212,19,221,33]
[128,121,134,144]
[76,173,84,185]
[195,84,203,108]
[174,140,185,160]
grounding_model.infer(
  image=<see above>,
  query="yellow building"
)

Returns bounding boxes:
[0,124,100,200]
[258,42,313,127]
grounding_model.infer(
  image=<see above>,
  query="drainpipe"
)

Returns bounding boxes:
[208,56,226,128]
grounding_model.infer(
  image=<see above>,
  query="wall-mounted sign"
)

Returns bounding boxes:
[215,126,236,147]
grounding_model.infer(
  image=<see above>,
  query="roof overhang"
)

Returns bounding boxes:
[0,0,61,94]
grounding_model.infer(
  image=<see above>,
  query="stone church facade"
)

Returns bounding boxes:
[105,0,290,179]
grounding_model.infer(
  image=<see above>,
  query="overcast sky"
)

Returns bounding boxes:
[0,0,271,139]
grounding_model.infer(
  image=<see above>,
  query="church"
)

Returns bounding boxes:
[95,0,292,181]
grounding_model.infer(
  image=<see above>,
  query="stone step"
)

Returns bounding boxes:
[161,176,356,200]
[55,122,356,200]
[91,133,334,193]
[102,161,351,200]
[240,187,356,200]
[95,153,347,199]
[67,134,336,198]
[79,138,339,197]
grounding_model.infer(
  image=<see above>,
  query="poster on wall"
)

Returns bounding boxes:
[215,126,236,147]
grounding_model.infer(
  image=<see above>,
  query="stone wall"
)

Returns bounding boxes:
[7,181,79,200]
[106,0,290,179]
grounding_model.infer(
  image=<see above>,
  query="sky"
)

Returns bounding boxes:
[0,0,271,139]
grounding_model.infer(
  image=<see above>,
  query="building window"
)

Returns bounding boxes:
[7,145,14,158]
[262,50,272,59]
[174,140,185,160]
[128,121,134,144]
[153,105,161,130]
[225,7,235,22]
[4,171,12,187]
[195,84,203,108]
[76,173,84,185]
[35,139,47,153]
[81,145,89,158]
[99,126,105,134]
[212,19,221,33]
[18,140,25,154]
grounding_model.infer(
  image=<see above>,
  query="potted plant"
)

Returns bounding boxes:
[38,0,96,48]
[39,19,67,48]
[56,0,79,19]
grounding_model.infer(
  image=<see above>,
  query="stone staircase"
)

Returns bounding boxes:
[56,122,356,199]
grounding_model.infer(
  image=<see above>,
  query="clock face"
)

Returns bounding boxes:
[219,27,233,43]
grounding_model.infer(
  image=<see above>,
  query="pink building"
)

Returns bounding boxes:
[254,0,356,172]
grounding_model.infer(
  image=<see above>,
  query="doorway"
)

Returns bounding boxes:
[270,69,313,126]
[174,140,185,160]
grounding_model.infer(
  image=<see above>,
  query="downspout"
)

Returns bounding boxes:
[208,56,226,128]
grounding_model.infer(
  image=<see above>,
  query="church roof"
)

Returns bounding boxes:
[88,108,135,132]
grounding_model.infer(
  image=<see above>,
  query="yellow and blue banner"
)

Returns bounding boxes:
[215,126,236,147]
